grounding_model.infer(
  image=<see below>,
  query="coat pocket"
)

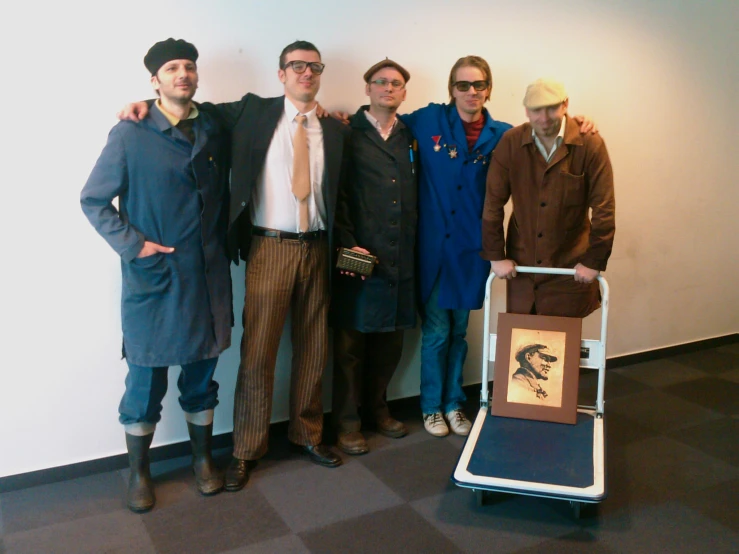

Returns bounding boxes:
[124,253,172,296]
[560,171,586,206]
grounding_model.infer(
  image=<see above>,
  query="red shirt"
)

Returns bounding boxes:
[462,116,485,151]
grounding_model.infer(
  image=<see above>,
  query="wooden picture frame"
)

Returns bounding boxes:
[491,312,582,424]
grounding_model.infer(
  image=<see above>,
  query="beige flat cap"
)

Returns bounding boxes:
[523,78,568,109]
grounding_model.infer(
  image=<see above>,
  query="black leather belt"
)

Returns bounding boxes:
[252,226,326,241]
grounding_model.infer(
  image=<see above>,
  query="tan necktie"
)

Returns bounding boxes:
[292,114,310,232]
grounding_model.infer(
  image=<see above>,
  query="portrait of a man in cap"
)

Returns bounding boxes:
[507,342,564,407]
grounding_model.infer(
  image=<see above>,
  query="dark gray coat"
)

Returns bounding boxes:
[331,107,418,333]
[81,105,233,366]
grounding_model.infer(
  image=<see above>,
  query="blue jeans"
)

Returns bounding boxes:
[420,279,469,414]
[118,357,219,425]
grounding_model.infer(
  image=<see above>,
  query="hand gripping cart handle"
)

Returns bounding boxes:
[452,266,610,518]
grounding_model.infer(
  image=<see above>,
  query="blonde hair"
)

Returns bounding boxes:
[447,55,493,103]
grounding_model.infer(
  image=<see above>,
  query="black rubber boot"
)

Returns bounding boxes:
[125,433,155,513]
[187,422,223,495]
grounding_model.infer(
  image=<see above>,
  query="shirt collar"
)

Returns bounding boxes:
[284,97,318,126]
[154,99,198,126]
[363,110,397,139]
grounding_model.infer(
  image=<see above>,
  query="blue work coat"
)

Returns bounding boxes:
[401,104,511,310]
[81,105,233,366]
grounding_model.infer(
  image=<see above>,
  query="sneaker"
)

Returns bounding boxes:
[445,410,471,436]
[423,412,449,437]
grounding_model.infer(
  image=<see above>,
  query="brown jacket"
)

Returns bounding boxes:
[481,117,615,317]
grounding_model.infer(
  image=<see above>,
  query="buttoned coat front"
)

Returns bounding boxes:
[331,107,418,332]
[401,103,511,310]
[481,117,615,317]
[81,106,233,366]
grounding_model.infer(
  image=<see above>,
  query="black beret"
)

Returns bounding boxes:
[363,58,410,84]
[144,38,198,76]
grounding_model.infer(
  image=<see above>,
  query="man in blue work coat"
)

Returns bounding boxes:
[81,39,232,512]
[400,57,595,437]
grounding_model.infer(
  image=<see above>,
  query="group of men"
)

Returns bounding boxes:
[81,37,614,513]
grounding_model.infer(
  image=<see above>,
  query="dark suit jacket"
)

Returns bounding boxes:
[200,93,351,264]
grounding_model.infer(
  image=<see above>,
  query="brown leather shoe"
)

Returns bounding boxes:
[337,431,369,455]
[224,456,250,492]
[376,417,408,439]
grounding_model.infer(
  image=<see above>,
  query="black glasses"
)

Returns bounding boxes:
[283,60,326,75]
[369,78,405,90]
[452,80,489,92]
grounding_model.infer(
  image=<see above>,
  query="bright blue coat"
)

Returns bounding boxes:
[81,106,233,366]
[401,104,511,310]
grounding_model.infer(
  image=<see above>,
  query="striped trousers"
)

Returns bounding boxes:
[232,235,329,460]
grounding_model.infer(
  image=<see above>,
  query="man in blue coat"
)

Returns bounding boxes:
[81,39,232,512]
[400,57,595,437]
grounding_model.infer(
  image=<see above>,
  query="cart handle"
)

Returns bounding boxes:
[481,266,610,415]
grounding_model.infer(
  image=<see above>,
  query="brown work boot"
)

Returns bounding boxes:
[376,416,408,439]
[337,431,369,455]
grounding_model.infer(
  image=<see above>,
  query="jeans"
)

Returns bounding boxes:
[419,278,469,414]
[118,357,219,425]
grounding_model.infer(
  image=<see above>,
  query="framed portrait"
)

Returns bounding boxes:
[491,313,582,424]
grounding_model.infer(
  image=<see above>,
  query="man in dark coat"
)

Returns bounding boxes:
[331,59,417,455]
[208,41,352,488]
[81,39,232,512]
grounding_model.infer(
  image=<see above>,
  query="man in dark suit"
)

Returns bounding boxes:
[208,40,351,489]
[120,40,351,490]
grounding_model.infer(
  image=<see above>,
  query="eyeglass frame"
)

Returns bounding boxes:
[452,80,490,92]
[282,60,326,75]
[368,78,406,90]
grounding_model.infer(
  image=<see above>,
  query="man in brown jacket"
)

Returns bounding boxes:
[481,79,615,317]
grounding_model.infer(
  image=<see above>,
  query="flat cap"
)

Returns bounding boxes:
[523,78,567,109]
[515,344,558,364]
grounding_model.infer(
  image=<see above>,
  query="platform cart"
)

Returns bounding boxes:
[452,266,610,518]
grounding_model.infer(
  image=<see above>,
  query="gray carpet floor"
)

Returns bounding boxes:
[1,344,737,553]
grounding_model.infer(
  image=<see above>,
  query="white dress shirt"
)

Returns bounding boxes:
[250,98,326,232]
[363,110,398,141]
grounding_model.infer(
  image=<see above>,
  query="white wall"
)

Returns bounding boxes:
[1,0,736,479]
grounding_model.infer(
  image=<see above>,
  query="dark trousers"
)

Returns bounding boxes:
[332,328,404,433]
[118,357,219,425]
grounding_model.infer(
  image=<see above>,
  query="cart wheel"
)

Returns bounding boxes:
[570,500,582,519]
[476,489,486,507]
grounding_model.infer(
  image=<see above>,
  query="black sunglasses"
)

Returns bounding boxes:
[452,80,489,92]
[283,60,326,75]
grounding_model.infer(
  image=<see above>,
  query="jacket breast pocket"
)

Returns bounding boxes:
[124,253,172,297]
[560,171,586,207]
